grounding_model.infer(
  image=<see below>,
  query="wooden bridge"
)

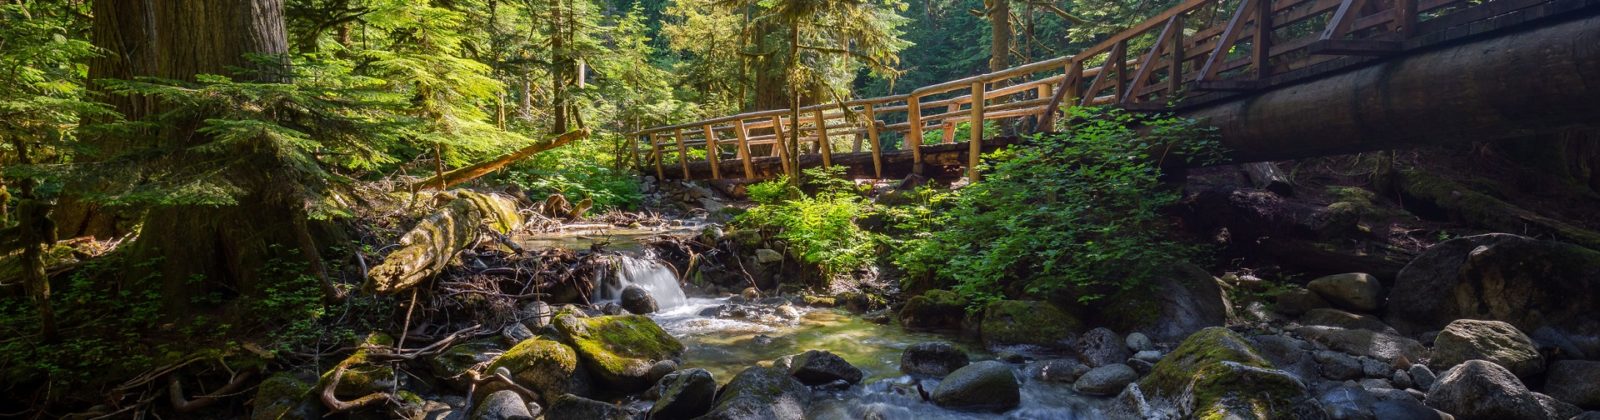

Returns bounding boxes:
[631,0,1600,181]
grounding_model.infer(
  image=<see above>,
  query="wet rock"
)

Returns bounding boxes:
[979,300,1081,350]
[1139,327,1310,419]
[1359,378,1395,391]
[1133,350,1162,363]
[788,350,863,386]
[1277,287,1332,316]
[1102,263,1229,342]
[1546,360,1600,409]
[1074,364,1138,396]
[1027,359,1089,383]
[1077,327,1130,368]
[1295,325,1426,365]
[1386,234,1600,335]
[1361,357,1389,378]
[521,301,554,329]
[995,351,1030,363]
[651,368,717,420]
[545,393,628,420]
[1301,308,1399,334]
[1308,273,1383,312]
[1319,384,1378,420]
[486,338,589,404]
[1393,370,1414,390]
[472,390,533,420]
[251,373,317,420]
[755,249,783,264]
[502,323,535,345]
[1410,365,1437,391]
[898,290,967,331]
[900,342,970,378]
[1426,360,1580,420]
[1126,332,1154,352]
[553,314,684,393]
[428,339,505,390]
[1315,350,1365,381]
[701,367,810,420]
[1431,319,1544,379]
[621,285,658,314]
[600,302,624,315]
[930,360,1020,412]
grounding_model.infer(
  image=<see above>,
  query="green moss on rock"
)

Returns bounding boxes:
[1139,327,1307,420]
[899,289,968,331]
[555,314,683,392]
[317,333,397,399]
[486,338,588,402]
[251,373,314,420]
[979,300,1081,348]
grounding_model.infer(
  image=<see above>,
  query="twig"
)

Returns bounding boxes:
[320,364,393,413]
[398,289,419,351]
[168,370,255,413]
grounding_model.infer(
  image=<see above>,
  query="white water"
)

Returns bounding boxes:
[600,254,689,310]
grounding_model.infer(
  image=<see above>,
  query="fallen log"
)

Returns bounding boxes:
[413,129,588,191]
[1390,170,1600,250]
[365,191,524,294]
[1240,162,1294,196]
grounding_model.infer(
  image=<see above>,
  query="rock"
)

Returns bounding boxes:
[1386,234,1600,335]
[472,390,533,420]
[1074,364,1139,396]
[700,367,809,420]
[1295,326,1426,365]
[620,285,658,315]
[1126,332,1154,352]
[486,338,589,404]
[1546,360,1600,409]
[1360,378,1395,391]
[1139,327,1310,419]
[1431,319,1545,379]
[502,323,535,345]
[600,302,624,315]
[428,339,505,390]
[1127,358,1156,376]
[1102,263,1229,342]
[545,393,628,420]
[788,350,863,386]
[1410,365,1437,391]
[553,314,684,393]
[1302,308,1399,334]
[930,360,1020,412]
[1277,287,1332,316]
[251,373,316,420]
[1133,350,1162,363]
[651,368,717,420]
[1076,327,1130,368]
[1308,273,1383,312]
[1531,327,1591,360]
[755,249,783,264]
[1393,370,1415,389]
[1027,359,1089,383]
[1316,350,1366,381]
[521,301,554,329]
[1426,360,1580,420]
[319,333,398,399]
[1361,357,1389,378]
[979,300,1081,349]
[1319,384,1378,420]
[897,290,967,331]
[995,351,1030,363]
[1574,412,1600,420]
[900,342,970,378]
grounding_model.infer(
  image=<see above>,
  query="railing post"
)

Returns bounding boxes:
[770,116,794,178]
[908,95,924,175]
[816,109,832,168]
[702,124,721,180]
[649,133,665,180]
[1254,0,1273,79]
[1170,14,1185,98]
[1397,0,1417,38]
[968,81,985,182]
[734,119,755,179]
[865,103,883,179]
[943,102,959,144]
[1113,40,1129,102]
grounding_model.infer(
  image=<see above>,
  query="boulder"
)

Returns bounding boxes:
[251,373,316,420]
[1431,319,1544,379]
[1318,384,1378,420]
[545,393,628,420]
[788,350,863,386]
[1100,263,1229,342]
[1077,327,1131,368]
[1126,332,1154,352]
[1308,273,1384,312]
[651,368,717,420]
[1386,234,1600,335]
[1295,326,1426,365]
[1301,308,1399,334]
[319,333,398,399]
[472,390,533,420]
[1277,287,1332,316]
[1027,359,1089,383]
[1546,360,1600,409]
[700,367,810,420]
[1139,327,1310,419]
[1074,364,1138,396]
[554,314,685,393]
[898,290,967,331]
[930,360,1020,412]
[1315,350,1365,381]
[979,300,1081,349]
[755,248,783,264]
[900,342,970,378]
[621,285,658,315]
[486,338,589,404]
[428,339,505,390]
[1425,360,1580,420]
[1410,365,1437,391]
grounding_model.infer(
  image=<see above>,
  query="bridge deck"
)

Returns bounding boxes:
[630,0,1600,181]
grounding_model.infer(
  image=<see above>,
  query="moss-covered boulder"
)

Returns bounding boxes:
[427,339,504,390]
[898,289,967,331]
[979,300,1081,349]
[318,333,398,399]
[484,337,590,404]
[554,313,684,393]
[1138,327,1310,419]
[700,366,810,420]
[251,373,318,420]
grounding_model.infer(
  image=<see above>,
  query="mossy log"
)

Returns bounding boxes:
[412,130,587,191]
[365,191,523,294]
[1392,170,1600,250]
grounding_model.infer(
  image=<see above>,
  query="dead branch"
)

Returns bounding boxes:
[168,370,255,413]
[321,364,393,413]
[412,130,588,191]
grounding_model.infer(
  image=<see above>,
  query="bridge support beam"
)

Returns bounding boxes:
[1189,14,1600,162]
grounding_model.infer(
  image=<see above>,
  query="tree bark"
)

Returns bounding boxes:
[986,0,1011,72]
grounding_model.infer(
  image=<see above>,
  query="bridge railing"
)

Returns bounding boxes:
[632,0,1566,181]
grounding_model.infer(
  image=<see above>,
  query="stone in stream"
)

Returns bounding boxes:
[485,338,590,405]
[900,342,970,378]
[1125,332,1154,352]
[1409,365,1437,391]
[898,290,968,331]
[621,285,658,314]
[553,313,684,394]
[1027,359,1089,383]
[1314,350,1365,381]
[545,393,628,420]
[978,300,1081,350]
[650,368,717,420]
[520,301,554,329]
[700,366,810,420]
[427,339,504,390]
[1074,364,1138,396]
[1134,327,1312,419]
[1546,360,1600,409]
[1425,360,1580,420]
[930,360,1021,412]
[1430,319,1545,379]
[788,350,864,386]
[1385,234,1600,335]
[1300,308,1399,334]
[1294,325,1426,366]
[1077,327,1130,368]
[755,248,783,264]
[1307,272,1383,312]
[472,390,533,420]
[1275,286,1332,316]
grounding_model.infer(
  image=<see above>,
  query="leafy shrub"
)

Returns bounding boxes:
[737,167,880,277]
[501,135,644,212]
[894,107,1222,306]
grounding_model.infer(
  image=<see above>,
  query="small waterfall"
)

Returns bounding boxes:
[600,254,688,310]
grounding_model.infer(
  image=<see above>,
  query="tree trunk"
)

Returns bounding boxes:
[986,0,1011,72]
[550,0,568,133]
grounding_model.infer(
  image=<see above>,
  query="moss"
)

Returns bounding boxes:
[457,191,521,234]
[486,338,582,398]
[899,289,968,330]
[555,314,683,391]
[1140,327,1304,420]
[317,333,397,398]
[801,295,837,307]
[1398,170,1600,249]
[978,300,1081,348]
[250,373,313,420]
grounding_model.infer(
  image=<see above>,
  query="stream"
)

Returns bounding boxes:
[517,226,1107,419]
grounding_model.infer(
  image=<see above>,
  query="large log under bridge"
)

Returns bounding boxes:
[631,0,1600,181]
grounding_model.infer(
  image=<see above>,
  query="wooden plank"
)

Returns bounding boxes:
[650,133,665,180]
[771,116,793,177]
[908,95,924,174]
[1321,0,1369,40]
[674,128,690,179]
[1194,79,1266,91]
[969,81,985,182]
[735,119,755,179]
[816,109,833,167]
[1255,0,1274,79]
[1398,0,1418,37]
[1113,40,1129,103]
[702,124,721,180]
[1170,14,1187,98]
[1198,0,1260,81]
[865,103,883,178]
[1127,16,1181,103]
[1307,38,1401,54]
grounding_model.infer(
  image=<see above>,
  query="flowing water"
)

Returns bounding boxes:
[598,255,688,309]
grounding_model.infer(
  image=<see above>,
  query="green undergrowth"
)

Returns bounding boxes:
[499,134,644,213]
[737,166,882,280]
